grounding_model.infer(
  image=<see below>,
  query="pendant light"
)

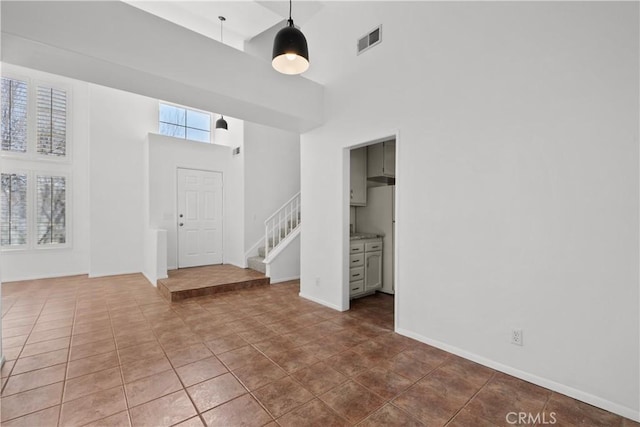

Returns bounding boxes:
[215,115,228,130]
[272,0,309,75]
[216,16,229,130]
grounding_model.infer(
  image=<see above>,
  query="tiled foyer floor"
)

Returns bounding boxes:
[1,274,638,427]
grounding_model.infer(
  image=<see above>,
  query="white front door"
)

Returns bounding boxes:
[177,168,223,268]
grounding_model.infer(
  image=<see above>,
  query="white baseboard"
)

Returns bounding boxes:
[299,292,346,312]
[395,327,640,422]
[226,261,245,270]
[270,275,300,284]
[1,270,88,282]
[142,272,157,287]
[88,270,143,279]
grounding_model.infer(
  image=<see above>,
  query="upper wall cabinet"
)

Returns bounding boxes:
[367,140,395,179]
[350,147,367,206]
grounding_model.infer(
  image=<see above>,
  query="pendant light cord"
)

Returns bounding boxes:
[219,16,225,44]
[288,0,293,26]
[218,16,226,124]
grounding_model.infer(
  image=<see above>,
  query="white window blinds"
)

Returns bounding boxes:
[1,173,28,246]
[1,78,28,153]
[37,86,67,157]
[36,175,66,245]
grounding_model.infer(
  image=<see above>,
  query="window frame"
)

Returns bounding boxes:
[0,72,72,164]
[0,168,30,251]
[0,168,71,252]
[158,102,212,144]
[33,171,70,250]
[1,71,73,253]
[1,76,29,155]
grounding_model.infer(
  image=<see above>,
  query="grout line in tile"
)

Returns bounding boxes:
[1,381,64,424]
[442,370,497,427]
[0,296,55,394]
[532,389,555,427]
[138,304,210,427]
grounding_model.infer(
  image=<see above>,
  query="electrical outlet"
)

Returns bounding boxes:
[511,328,523,346]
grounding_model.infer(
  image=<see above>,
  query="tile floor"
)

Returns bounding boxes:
[1,273,638,427]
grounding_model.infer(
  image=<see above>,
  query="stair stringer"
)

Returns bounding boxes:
[264,227,301,283]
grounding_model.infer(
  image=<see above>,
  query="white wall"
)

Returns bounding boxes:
[142,228,167,286]
[243,121,300,251]
[147,133,245,270]
[0,64,90,282]
[244,22,281,63]
[268,233,300,284]
[88,85,157,277]
[299,1,639,420]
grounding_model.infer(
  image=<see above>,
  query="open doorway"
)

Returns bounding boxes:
[345,135,397,330]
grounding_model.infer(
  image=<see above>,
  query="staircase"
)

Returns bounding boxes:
[247,192,301,274]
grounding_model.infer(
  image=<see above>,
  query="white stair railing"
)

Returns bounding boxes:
[264,192,301,258]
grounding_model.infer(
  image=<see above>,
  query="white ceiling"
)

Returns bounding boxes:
[125,1,323,47]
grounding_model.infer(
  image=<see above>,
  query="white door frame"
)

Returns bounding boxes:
[343,130,400,331]
[176,167,224,268]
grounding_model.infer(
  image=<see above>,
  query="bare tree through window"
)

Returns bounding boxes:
[36,175,66,245]
[1,173,28,246]
[159,103,211,142]
[1,78,28,153]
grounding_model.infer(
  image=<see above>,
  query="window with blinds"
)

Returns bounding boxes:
[36,175,66,245]
[1,78,28,153]
[1,73,72,251]
[37,86,67,157]
[1,173,28,246]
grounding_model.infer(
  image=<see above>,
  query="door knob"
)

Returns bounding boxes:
[179,214,183,218]
[179,223,184,227]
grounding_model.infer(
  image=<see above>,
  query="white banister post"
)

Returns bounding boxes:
[264,222,269,258]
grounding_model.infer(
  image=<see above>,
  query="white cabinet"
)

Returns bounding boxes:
[364,251,382,291]
[350,147,367,206]
[350,280,364,295]
[367,140,395,178]
[349,237,382,298]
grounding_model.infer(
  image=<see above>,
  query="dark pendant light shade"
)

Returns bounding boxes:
[216,16,229,132]
[215,115,228,130]
[272,1,309,75]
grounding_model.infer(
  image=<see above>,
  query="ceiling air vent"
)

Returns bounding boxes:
[357,25,382,55]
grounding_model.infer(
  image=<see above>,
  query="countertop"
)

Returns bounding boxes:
[350,233,383,241]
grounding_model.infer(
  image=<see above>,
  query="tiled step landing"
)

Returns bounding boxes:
[157,264,270,302]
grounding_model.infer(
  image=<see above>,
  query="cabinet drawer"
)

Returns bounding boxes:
[350,253,364,267]
[365,241,383,252]
[349,280,364,295]
[349,267,364,281]
[350,243,364,254]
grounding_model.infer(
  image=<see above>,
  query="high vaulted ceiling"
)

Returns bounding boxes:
[1,1,324,132]
[125,1,324,47]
